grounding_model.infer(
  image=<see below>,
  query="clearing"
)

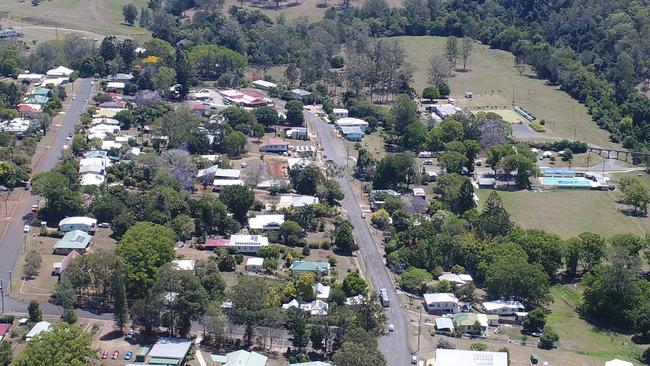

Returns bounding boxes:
[396,36,617,148]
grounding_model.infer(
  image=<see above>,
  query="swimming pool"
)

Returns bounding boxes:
[540,177,592,187]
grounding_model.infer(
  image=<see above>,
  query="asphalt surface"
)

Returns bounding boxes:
[305,111,412,366]
[0,78,96,317]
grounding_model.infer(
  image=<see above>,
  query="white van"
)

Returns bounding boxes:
[418,151,433,158]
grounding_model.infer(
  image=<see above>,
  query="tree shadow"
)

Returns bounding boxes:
[100,330,124,341]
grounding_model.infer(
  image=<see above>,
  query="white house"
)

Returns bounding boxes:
[106,82,125,91]
[435,349,508,366]
[89,123,120,137]
[482,300,525,315]
[286,127,308,140]
[291,89,311,101]
[25,321,52,341]
[438,272,474,285]
[605,360,634,366]
[245,257,264,272]
[172,259,196,271]
[423,293,460,314]
[101,140,122,150]
[300,300,329,316]
[252,79,278,90]
[314,283,330,300]
[46,65,73,77]
[335,117,369,133]
[17,73,45,84]
[228,235,269,253]
[333,108,348,118]
[278,195,319,209]
[81,173,105,186]
[58,216,97,233]
[214,168,241,180]
[248,214,285,230]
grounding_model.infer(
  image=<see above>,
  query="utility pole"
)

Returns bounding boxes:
[0,280,4,313]
[7,271,11,294]
[417,307,422,353]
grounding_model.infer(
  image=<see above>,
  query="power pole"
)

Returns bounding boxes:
[417,307,422,353]
[0,280,4,313]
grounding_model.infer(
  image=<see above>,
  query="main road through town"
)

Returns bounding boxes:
[305,111,412,366]
[0,78,100,317]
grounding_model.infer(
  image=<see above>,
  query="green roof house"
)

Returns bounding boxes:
[289,261,330,278]
[31,87,51,97]
[53,230,92,255]
[453,313,488,336]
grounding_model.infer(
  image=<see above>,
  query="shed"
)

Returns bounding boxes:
[434,317,455,332]
[58,216,97,233]
[245,257,264,272]
[252,80,278,90]
[339,126,364,141]
[291,89,311,101]
[25,321,52,341]
[435,349,508,366]
[212,350,268,366]
[136,347,150,362]
[148,337,192,366]
[605,360,633,366]
[248,214,285,230]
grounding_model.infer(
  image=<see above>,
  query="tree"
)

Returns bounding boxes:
[522,307,546,333]
[458,179,476,214]
[373,153,414,190]
[428,54,450,87]
[620,177,650,215]
[461,37,473,72]
[335,221,357,254]
[371,209,390,229]
[445,37,459,70]
[296,272,316,301]
[279,220,303,246]
[175,48,191,100]
[155,265,209,336]
[575,232,606,272]
[52,276,75,309]
[62,308,77,324]
[112,270,128,332]
[479,191,512,237]
[116,222,176,298]
[219,185,255,222]
[539,326,559,349]
[400,121,428,150]
[152,107,201,148]
[342,271,367,296]
[289,164,323,195]
[255,106,279,127]
[390,94,419,134]
[152,66,177,97]
[0,340,11,366]
[202,302,228,344]
[439,151,468,174]
[316,179,344,205]
[28,300,42,322]
[122,4,139,26]
[130,295,163,335]
[486,255,549,306]
[229,276,277,346]
[285,100,304,126]
[399,267,432,294]
[332,341,386,366]
[23,250,42,279]
[610,233,645,257]
[422,85,440,100]
[12,323,94,366]
[221,131,247,156]
[139,7,151,27]
[287,311,310,349]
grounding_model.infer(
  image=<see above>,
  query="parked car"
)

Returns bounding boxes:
[98,222,110,228]
[111,350,119,359]
[126,329,134,339]
[101,351,108,359]
[388,324,395,332]
[31,205,38,212]
[23,225,30,233]
[124,351,133,360]
[411,354,418,364]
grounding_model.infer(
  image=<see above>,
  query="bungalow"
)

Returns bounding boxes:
[0,118,31,134]
[286,127,308,140]
[198,238,229,251]
[438,272,474,285]
[107,73,134,83]
[245,257,264,272]
[46,66,73,77]
[290,261,330,278]
[148,337,192,366]
[278,195,319,209]
[301,299,329,316]
[248,214,285,230]
[252,79,278,91]
[211,350,268,366]
[340,126,364,141]
[260,138,289,153]
[125,147,141,160]
[81,174,105,186]
[52,250,81,276]
[53,230,92,255]
[335,117,369,133]
[453,313,488,336]
[105,82,125,91]
[423,293,460,314]
[291,362,331,366]
[101,140,122,150]
[23,95,49,105]
[435,349,508,366]
[219,89,272,108]
[91,117,120,126]
[314,283,330,300]
[482,300,525,315]
[287,158,311,170]
[431,104,461,120]
[214,168,241,180]
[17,73,45,85]
[89,123,120,137]
[291,88,311,101]
[333,108,349,118]
[196,165,221,182]
[25,321,52,341]
[228,235,269,253]
[17,104,41,117]
[58,216,97,233]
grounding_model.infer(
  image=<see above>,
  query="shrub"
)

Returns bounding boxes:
[0,315,14,324]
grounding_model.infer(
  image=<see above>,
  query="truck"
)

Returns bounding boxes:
[379,288,390,307]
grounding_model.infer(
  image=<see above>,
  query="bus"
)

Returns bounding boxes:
[379,288,390,307]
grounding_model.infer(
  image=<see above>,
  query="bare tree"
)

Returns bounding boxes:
[445,36,459,70]
[428,54,450,87]
[461,37,473,72]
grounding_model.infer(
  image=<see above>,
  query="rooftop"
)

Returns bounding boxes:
[148,337,192,361]
[482,300,525,311]
[246,257,264,266]
[335,117,369,126]
[172,259,196,271]
[26,321,52,340]
[248,214,285,230]
[212,350,268,366]
[279,195,319,208]
[290,261,330,272]
[423,293,458,304]
[58,216,97,228]
[435,349,508,366]
[54,230,92,250]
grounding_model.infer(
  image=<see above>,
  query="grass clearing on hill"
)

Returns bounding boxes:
[397,36,617,148]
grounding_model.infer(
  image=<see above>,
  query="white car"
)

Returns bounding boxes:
[98,223,110,228]
[23,225,30,233]
[72,96,76,100]
[388,324,395,332]
[411,355,418,364]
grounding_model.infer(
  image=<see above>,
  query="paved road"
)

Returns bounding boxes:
[305,111,412,366]
[0,78,95,317]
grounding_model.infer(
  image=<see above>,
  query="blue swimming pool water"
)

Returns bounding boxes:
[541,177,591,186]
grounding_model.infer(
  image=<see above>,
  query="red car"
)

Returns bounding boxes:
[111,350,120,359]
[100,351,108,359]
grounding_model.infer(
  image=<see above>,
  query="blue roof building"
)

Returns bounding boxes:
[339,126,364,141]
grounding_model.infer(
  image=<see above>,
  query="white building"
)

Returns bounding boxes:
[214,168,241,180]
[248,214,285,230]
[58,216,97,233]
[435,349,508,366]
[106,82,125,90]
[228,235,269,253]
[172,259,196,271]
[89,123,120,137]
[482,300,525,315]
[0,118,31,133]
[423,293,460,314]
[17,73,45,84]
[252,80,278,90]
[80,173,105,186]
[438,272,474,285]
[91,117,120,126]
[335,117,369,133]
[25,321,52,342]
[300,300,329,316]
[432,104,462,120]
[46,65,73,77]
[314,283,330,300]
[245,257,264,272]
[101,140,122,150]
[286,127,308,140]
[333,108,348,118]
[278,195,319,209]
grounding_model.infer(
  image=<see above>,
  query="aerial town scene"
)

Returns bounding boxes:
[0,0,648,365]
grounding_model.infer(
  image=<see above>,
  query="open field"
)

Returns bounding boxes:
[475,108,523,124]
[397,36,617,148]
[476,187,647,238]
[0,0,149,39]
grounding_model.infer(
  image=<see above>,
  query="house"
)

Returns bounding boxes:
[101,140,122,150]
[148,337,192,366]
[108,73,133,82]
[213,179,244,189]
[335,117,369,133]
[25,321,52,341]
[214,168,241,180]
[188,89,211,100]
[423,293,460,314]
[17,104,41,117]
[453,313,488,336]
[301,300,329,316]
[482,300,525,315]
[431,104,462,120]
[314,283,330,299]
[198,238,229,251]
[605,360,633,366]
[286,127,308,140]
[438,272,473,285]
[248,214,285,230]
[0,323,10,341]
[435,349,508,366]
[413,188,426,197]
[196,165,222,182]
[219,89,272,108]
[291,88,311,101]
[106,82,125,91]
[282,299,300,310]
[245,257,264,272]
[339,126,364,141]
[83,150,108,159]
[23,94,50,105]
[290,362,331,366]
[290,261,330,278]
[46,66,73,77]
[0,118,31,133]
[125,147,141,160]
[190,103,210,116]
[52,250,81,276]
[345,294,364,307]
[434,317,455,333]
[89,123,120,137]
[260,138,289,153]
[333,108,349,118]
[93,108,119,119]
[287,158,311,170]
[252,79,278,91]
[172,259,196,271]
[211,350,268,366]
[58,216,97,233]
[17,73,45,85]
[81,174,105,186]
[53,230,92,255]
[278,195,319,209]
[228,235,269,253]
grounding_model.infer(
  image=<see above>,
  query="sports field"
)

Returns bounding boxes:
[474,108,523,123]
[397,36,618,148]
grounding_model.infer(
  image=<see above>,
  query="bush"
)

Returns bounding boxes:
[308,242,320,249]
[301,246,311,256]
[328,257,337,266]
[538,327,559,349]
[643,348,650,364]
[0,315,14,324]
[470,343,487,351]
[530,123,545,132]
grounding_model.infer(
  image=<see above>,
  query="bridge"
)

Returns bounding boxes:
[588,146,650,164]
